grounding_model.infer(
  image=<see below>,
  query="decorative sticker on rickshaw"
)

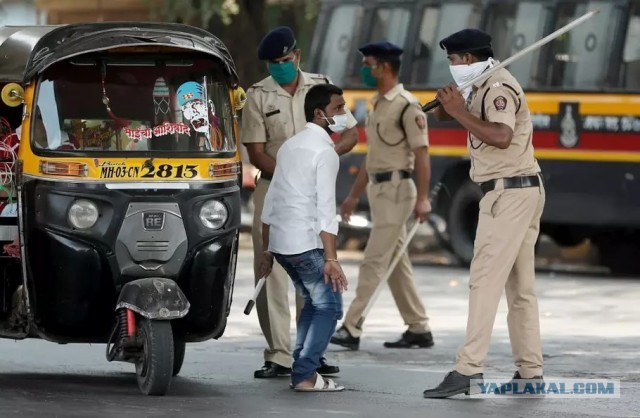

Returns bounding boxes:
[96,160,199,179]
[123,122,191,142]
[177,81,210,133]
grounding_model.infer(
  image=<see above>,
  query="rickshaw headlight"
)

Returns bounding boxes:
[68,199,99,229]
[199,200,228,230]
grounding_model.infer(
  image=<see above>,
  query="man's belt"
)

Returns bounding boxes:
[369,169,412,184]
[480,174,541,195]
[259,172,272,181]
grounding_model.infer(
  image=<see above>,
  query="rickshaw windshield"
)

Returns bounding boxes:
[31,56,236,155]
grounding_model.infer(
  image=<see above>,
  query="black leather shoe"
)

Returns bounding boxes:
[495,371,544,397]
[317,357,340,375]
[384,331,434,348]
[423,370,484,398]
[510,371,544,381]
[330,326,360,350]
[496,371,544,394]
[254,361,292,379]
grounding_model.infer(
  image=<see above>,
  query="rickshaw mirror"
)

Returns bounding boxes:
[1,83,25,107]
[234,87,247,111]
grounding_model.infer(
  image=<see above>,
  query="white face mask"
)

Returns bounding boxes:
[323,112,349,133]
[449,58,495,99]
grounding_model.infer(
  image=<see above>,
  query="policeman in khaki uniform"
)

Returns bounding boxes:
[423,29,546,398]
[330,41,434,351]
[241,26,358,379]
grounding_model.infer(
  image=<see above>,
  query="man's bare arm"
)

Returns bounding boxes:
[334,127,358,156]
[246,143,277,176]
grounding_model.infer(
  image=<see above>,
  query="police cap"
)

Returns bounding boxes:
[358,41,404,58]
[439,29,492,55]
[257,26,297,61]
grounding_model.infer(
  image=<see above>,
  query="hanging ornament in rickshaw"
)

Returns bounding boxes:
[100,61,130,130]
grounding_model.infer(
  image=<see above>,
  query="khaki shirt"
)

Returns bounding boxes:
[365,84,429,173]
[466,68,540,183]
[241,70,356,160]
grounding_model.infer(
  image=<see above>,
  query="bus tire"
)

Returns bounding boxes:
[594,235,640,276]
[447,179,483,265]
[548,226,588,247]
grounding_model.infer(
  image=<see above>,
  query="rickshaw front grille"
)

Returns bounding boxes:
[136,241,170,252]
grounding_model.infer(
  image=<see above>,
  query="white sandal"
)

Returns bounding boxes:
[294,373,345,392]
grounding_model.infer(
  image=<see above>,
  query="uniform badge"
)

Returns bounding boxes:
[415,115,426,129]
[494,96,508,111]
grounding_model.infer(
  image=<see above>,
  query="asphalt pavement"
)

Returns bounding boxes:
[0,243,638,417]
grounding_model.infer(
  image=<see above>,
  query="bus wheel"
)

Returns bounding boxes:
[594,235,640,276]
[447,180,483,265]
[548,226,588,247]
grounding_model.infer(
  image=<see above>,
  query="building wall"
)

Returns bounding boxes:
[0,0,44,26]
[35,0,156,24]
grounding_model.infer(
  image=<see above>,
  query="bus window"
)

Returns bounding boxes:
[410,6,440,85]
[622,4,640,89]
[316,5,363,87]
[369,7,411,48]
[427,2,482,87]
[547,1,621,89]
[485,1,549,89]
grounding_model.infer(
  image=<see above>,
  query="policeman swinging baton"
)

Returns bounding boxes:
[421,9,600,112]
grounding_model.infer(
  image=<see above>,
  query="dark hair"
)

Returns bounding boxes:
[459,47,494,62]
[304,83,344,122]
[376,54,401,75]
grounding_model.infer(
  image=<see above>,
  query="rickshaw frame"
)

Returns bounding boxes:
[0,21,247,396]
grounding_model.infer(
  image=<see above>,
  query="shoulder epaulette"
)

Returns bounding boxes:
[309,73,331,84]
[399,90,419,104]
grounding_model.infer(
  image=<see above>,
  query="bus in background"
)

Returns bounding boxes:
[308,0,640,275]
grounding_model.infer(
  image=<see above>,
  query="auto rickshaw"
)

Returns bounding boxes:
[0,22,247,396]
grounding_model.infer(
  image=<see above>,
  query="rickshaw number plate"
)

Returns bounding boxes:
[143,212,165,230]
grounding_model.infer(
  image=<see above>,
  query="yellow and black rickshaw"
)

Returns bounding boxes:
[0,22,247,395]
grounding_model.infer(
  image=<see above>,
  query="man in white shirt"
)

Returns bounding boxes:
[258,84,349,392]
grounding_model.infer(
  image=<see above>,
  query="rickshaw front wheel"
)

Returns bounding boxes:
[173,337,186,377]
[135,317,174,396]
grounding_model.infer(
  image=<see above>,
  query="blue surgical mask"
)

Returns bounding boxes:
[268,60,298,85]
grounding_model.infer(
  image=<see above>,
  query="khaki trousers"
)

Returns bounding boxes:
[343,177,429,338]
[252,179,304,368]
[455,179,545,378]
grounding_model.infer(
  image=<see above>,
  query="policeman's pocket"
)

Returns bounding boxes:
[479,190,503,218]
[265,112,288,140]
[369,181,414,226]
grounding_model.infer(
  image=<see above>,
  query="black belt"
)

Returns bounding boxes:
[480,174,541,195]
[259,172,272,181]
[369,170,411,184]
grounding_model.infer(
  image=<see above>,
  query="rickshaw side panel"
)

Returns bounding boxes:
[173,230,239,342]
[20,179,120,340]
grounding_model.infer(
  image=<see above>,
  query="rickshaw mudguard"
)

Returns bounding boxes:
[116,278,190,320]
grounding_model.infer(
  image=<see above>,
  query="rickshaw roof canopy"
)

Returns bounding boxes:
[0,22,239,85]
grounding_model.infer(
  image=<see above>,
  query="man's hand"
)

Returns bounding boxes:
[340,196,359,223]
[324,261,348,293]
[414,198,432,223]
[258,251,274,278]
[436,84,466,118]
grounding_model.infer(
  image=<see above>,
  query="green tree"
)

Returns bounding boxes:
[152,0,320,87]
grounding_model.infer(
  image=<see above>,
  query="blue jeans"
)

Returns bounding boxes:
[274,249,343,386]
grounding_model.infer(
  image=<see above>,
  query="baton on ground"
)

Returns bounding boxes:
[244,277,266,315]
[421,9,600,112]
[355,219,422,330]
